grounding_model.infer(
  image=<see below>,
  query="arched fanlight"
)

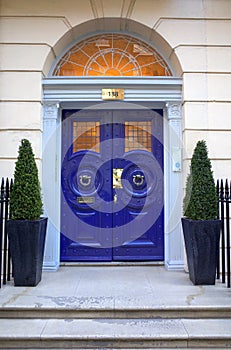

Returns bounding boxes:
[53,33,172,77]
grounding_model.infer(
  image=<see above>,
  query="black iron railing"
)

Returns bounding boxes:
[0,178,13,288]
[217,179,231,288]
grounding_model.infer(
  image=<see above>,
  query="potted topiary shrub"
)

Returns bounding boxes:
[182,140,221,285]
[7,139,47,286]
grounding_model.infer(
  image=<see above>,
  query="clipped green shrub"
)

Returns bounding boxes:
[183,140,217,220]
[10,139,43,220]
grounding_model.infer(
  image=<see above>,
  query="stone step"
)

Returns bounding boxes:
[1,305,231,319]
[0,318,230,349]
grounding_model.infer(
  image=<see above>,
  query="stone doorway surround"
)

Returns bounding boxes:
[42,76,183,270]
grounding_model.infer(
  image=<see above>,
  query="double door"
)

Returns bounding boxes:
[61,109,164,261]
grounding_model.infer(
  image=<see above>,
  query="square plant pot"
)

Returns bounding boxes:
[7,217,47,286]
[181,218,221,285]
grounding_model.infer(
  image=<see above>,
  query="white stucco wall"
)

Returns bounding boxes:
[0,0,230,180]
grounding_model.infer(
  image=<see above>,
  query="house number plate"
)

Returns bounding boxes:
[102,88,124,100]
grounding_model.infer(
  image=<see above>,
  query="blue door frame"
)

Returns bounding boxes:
[61,109,164,261]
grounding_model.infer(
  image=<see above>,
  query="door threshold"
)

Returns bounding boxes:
[60,261,164,267]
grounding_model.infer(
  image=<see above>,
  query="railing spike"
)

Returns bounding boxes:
[5,178,9,199]
[216,179,219,197]
[220,179,224,200]
[1,178,4,191]
[0,178,4,201]
[225,179,229,200]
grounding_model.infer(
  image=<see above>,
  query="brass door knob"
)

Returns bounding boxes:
[114,193,118,203]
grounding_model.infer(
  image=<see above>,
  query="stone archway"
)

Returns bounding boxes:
[42,19,183,271]
[43,18,182,77]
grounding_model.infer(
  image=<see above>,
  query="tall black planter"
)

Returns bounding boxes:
[181,218,221,285]
[7,218,47,286]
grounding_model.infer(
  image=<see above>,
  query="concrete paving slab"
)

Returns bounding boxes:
[0,266,230,312]
[42,318,188,339]
[5,294,115,310]
[182,318,231,338]
[0,318,47,338]
[74,267,152,299]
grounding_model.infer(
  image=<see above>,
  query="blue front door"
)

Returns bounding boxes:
[61,109,164,261]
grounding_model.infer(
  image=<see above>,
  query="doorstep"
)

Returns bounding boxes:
[0,266,230,315]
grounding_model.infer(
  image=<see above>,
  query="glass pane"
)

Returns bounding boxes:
[125,121,152,152]
[54,34,172,77]
[73,121,100,153]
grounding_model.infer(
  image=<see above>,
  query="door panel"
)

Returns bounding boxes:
[61,109,164,261]
[112,111,164,260]
[61,111,113,261]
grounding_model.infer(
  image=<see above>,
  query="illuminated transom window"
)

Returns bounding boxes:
[53,34,172,77]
